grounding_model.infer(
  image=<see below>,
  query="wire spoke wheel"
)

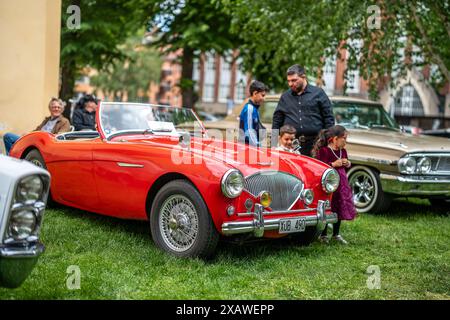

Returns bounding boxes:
[159,195,199,252]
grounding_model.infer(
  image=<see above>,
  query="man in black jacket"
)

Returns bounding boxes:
[272,64,334,156]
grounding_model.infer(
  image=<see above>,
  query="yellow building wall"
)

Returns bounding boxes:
[0,0,61,142]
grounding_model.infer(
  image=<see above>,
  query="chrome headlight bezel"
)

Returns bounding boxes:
[4,173,49,243]
[15,175,44,203]
[398,156,417,174]
[221,169,245,198]
[8,207,38,241]
[321,168,340,193]
[300,189,314,205]
[417,157,431,174]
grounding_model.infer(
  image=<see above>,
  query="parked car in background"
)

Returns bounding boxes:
[0,155,49,288]
[202,95,450,214]
[10,102,340,258]
[422,128,450,139]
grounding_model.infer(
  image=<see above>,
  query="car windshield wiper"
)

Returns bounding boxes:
[369,124,399,131]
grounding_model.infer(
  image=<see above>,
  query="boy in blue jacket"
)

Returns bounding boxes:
[239,80,267,147]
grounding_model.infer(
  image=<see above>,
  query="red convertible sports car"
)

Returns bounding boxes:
[10,102,339,258]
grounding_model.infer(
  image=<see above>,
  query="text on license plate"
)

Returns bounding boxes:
[279,217,306,234]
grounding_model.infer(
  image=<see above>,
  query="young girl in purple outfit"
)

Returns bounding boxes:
[312,125,357,244]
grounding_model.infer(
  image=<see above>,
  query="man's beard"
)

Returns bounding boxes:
[295,81,304,93]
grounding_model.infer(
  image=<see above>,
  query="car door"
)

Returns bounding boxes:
[46,138,100,211]
[92,140,163,220]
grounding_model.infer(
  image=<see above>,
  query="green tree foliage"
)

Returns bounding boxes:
[145,0,238,107]
[224,0,449,98]
[90,36,162,102]
[60,0,150,112]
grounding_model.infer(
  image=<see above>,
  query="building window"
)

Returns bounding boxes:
[234,58,247,103]
[323,56,336,95]
[391,84,424,116]
[202,52,215,102]
[203,84,214,102]
[218,56,232,103]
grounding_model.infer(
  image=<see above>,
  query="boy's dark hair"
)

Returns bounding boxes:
[312,125,347,157]
[279,124,297,137]
[287,64,306,77]
[249,80,267,96]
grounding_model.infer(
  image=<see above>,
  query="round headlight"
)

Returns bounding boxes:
[398,157,416,174]
[321,168,340,193]
[16,175,43,202]
[301,189,314,205]
[417,157,431,173]
[8,209,37,240]
[258,191,272,208]
[221,169,244,198]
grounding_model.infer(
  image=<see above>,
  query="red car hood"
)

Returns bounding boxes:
[134,135,328,181]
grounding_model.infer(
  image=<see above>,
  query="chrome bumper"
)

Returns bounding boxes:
[221,200,338,237]
[0,242,44,288]
[380,174,450,197]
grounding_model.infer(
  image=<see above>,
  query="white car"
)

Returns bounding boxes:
[0,155,50,288]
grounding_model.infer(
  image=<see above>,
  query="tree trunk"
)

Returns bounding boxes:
[181,47,194,108]
[59,59,76,120]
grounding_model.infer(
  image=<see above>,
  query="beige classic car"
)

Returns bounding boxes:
[202,95,450,214]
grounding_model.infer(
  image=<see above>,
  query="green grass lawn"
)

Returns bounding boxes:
[1,198,449,300]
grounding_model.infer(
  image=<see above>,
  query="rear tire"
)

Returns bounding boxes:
[348,166,391,214]
[150,179,219,258]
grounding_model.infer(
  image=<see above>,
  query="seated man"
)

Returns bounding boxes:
[72,94,98,131]
[275,124,301,154]
[3,97,70,154]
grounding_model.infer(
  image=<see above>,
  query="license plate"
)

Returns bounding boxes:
[279,217,306,234]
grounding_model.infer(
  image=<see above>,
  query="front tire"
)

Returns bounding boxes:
[24,149,47,169]
[348,166,391,214]
[150,180,219,258]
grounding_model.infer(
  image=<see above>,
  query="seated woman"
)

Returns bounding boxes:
[3,97,70,154]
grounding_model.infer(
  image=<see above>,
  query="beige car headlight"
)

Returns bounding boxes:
[221,169,245,198]
[417,157,431,174]
[321,168,340,193]
[398,157,416,174]
[16,175,44,202]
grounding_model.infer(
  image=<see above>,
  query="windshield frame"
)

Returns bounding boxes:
[97,101,206,141]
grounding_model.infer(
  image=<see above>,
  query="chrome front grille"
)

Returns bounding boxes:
[436,156,450,172]
[244,171,303,211]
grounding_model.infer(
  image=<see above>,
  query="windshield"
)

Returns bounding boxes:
[334,102,399,130]
[99,102,204,139]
